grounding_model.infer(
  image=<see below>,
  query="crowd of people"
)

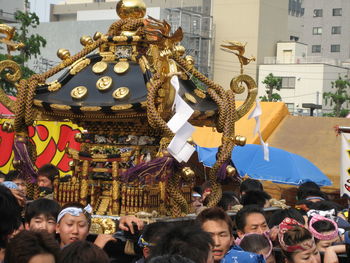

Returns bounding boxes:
[1,166,350,263]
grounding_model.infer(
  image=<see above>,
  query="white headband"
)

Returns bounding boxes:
[57,204,92,223]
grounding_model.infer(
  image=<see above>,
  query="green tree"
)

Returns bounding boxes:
[0,0,46,95]
[259,73,282,102]
[323,75,350,117]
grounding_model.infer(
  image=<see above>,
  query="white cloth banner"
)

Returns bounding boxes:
[340,133,350,197]
[166,76,195,162]
[248,99,269,161]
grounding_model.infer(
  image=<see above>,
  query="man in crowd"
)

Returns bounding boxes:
[235,205,269,238]
[5,170,27,197]
[37,164,59,198]
[24,198,61,234]
[196,207,234,262]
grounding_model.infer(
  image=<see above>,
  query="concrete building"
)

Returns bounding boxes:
[212,0,289,92]
[0,0,25,23]
[287,0,350,66]
[45,0,213,77]
[259,42,350,115]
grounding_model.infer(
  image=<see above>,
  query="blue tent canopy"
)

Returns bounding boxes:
[196,144,332,186]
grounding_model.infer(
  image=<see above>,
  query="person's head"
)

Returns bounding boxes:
[139,222,169,258]
[58,240,109,263]
[0,184,21,249]
[241,190,271,208]
[5,170,27,196]
[308,215,339,252]
[268,208,305,229]
[37,164,59,189]
[196,207,233,262]
[235,205,268,238]
[150,222,214,263]
[297,182,328,203]
[0,171,5,183]
[239,233,275,263]
[25,199,61,234]
[4,230,59,263]
[240,179,263,196]
[148,255,196,263]
[217,191,240,211]
[297,182,320,201]
[278,218,320,263]
[56,203,91,247]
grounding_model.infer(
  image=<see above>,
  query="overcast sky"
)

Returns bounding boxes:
[29,0,61,22]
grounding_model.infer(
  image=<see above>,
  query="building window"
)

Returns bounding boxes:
[331,26,341,34]
[281,77,296,89]
[332,8,342,16]
[331,44,340,52]
[313,9,323,17]
[312,45,321,53]
[290,35,299,41]
[312,27,322,35]
[286,103,295,113]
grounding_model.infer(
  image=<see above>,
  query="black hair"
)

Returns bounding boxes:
[196,207,234,235]
[58,240,109,263]
[241,190,271,207]
[148,255,195,263]
[0,171,6,179]
[309,200,344,213]
[0,185,21,249]
[4,230,60,263]
[239,233,270,254]
[141,222,169,246]
[268,208,305,228]
[235,205,265,231]
[297,181,320,200]
[240,179,263,194]
[192,186,203,196]
[24,198,61,223]
[217,191,240,211]
[311,220,336,243]
[37,164,59,183]
[149,222,213,263]
[5,170,22,181]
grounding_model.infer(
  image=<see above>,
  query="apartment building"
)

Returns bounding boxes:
[0,0,25,23]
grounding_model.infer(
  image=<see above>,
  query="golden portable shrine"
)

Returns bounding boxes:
[0,0,257,218]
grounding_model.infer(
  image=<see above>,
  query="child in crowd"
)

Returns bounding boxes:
[58,240,109,263]
[278,217,321,263]
[239,233,275,263]
[308,214,340,252]
[4,230,59,263]
[24,198,61,234]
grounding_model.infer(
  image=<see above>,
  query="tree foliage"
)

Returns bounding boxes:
[0,1,46,95]
[323,75,350,117]
[259,73,282,102]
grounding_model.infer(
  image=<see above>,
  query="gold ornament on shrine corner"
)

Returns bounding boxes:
[71,86,88,99]
[113,87,130,99]
[96,76,113,91]
[183,92,197,104]
[92,61,108,74]
[114,61,130,74]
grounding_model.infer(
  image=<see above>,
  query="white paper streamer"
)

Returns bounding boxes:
[248,99,269,161]
[166,76,195,162]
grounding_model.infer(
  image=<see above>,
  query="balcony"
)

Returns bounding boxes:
[263,56,342,66]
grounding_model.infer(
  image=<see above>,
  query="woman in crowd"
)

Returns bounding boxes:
[278,217,321,263]
[239,233,275,263]
[308,214,340,252]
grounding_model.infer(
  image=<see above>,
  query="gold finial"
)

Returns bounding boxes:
[93,32,103,40]
[226,165,236,177]
[57,48,71,60]
[116,0,146,19]
[234,135,247,146]
[220,41,256,74]
[80,35,93,46]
